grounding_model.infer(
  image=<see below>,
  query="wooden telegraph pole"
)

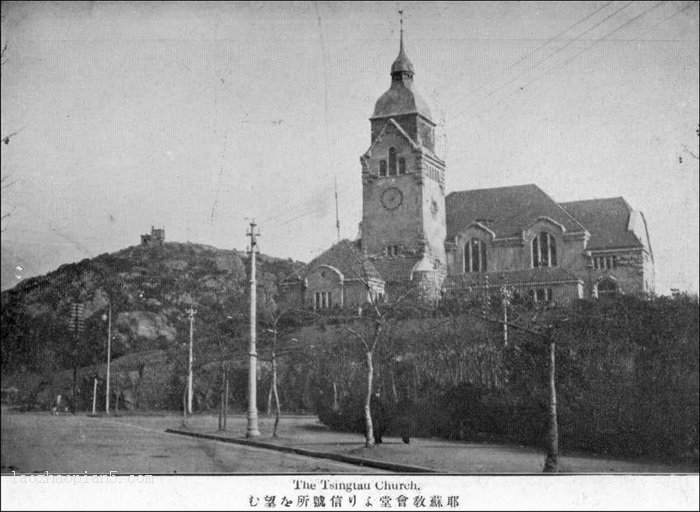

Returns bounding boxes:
[187,306,196,415]
[246,220,261,437]
[544,329,559,472]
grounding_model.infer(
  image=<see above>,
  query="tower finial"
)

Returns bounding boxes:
[390,8,414,79]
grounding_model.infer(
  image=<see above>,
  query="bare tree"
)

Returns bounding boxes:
[257,272,320,438]
[1,39,22,231]
[445,290,565,471]
[1,173,16,230]
[343,284,424,448]
[345,311,383,448]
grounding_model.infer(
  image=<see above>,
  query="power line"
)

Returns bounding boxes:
[277,190,354,227]
[257,181,337,225]
[511,1,668,94]
[650,0,699,29]
[448,1,667,133]
[446,1,615,112]
[449,1,638,125]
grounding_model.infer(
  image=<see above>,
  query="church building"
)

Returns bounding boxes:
[282,29,654,310]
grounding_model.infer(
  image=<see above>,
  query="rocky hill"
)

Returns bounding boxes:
[1,241,304,409]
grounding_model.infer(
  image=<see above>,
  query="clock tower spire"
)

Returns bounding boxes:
[358,16,447,300]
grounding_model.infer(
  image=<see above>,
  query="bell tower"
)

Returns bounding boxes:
[358,19,446,295]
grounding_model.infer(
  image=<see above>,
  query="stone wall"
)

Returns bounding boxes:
[361,117,445,268]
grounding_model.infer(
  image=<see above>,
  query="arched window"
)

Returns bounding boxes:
[464,238,487,273]
[597,278,618,297]
[532,232,557,268]
[388,147,397,176]
[398,157,406,175]
[379,160,387,177]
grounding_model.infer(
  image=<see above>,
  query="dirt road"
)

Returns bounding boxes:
[0,411,386,474]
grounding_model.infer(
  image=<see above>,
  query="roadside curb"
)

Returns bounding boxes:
[165,428,439,473]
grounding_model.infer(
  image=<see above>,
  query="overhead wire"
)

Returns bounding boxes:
[447,1,667,134]
[445,1,615,113]
[277,188,358,227]
[256,181,337,225]
[448,0,638,126]
[498,1,668,102]
[649,0,699,29]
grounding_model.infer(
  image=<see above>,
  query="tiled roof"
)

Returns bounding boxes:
[291,240,382,282]
[286,241,425,286]
[560,197,644,250]
[445,184,587,241]
[372,83,432,121]
[443,267,582,290]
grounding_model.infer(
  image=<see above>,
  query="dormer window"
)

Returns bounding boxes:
[532,232,557,268]
[464,238,487,273]
[388,147,397,176]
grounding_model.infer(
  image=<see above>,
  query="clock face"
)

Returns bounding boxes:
[381,187,403,210]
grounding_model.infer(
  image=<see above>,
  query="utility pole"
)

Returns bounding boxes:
[544,330,559,472]
[187,306,196,414]
[68,301,84,414]
[246,220,261,437]
[105,301,112,414]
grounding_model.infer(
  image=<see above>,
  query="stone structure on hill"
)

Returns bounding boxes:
[140,226,165,247]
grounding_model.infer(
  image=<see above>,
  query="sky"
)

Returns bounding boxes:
[1,1,698,294]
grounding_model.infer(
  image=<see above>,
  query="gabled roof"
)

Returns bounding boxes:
[445,184,587,241]
[364,118,420,158]
[292,239,382,283]
[560,197,645,251]
[443,267,582,291]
